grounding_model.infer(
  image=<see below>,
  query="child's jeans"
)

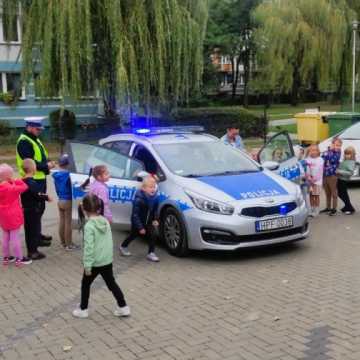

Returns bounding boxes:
[2,228,22,259]
[58,200,72,247]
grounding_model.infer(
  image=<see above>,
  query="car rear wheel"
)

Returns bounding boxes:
[161,207,189,257]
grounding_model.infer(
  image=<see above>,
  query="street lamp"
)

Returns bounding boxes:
[352,21,359,112]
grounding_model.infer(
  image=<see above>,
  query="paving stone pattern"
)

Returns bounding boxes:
[1,184,360,359]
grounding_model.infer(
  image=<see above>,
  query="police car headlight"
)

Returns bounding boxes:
[295,186,304,207]
[186,190,234,215]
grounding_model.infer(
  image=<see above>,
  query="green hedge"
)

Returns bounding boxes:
[171,107,265,138]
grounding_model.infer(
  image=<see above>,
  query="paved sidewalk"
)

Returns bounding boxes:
[2,184,360,359]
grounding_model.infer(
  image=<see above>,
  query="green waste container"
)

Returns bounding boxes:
[327,112,360,136]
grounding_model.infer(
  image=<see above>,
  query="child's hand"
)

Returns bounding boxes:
[84,269,92,276]
[47,196,53,202]
[152,220,159,227]
[139,228,146,235]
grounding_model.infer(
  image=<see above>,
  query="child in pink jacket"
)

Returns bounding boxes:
[88,165,112,222]
[0,163,31,266]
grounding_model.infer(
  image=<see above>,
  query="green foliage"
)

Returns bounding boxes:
[0,121,11,136]
[6,0,208,114]
[172,106,264,137]
[49,109,77,140]
[252,0,357,103]
[204,0,260,101]
[0,92,16,105]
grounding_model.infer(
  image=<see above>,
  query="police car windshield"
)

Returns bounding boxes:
[154,141,260,177]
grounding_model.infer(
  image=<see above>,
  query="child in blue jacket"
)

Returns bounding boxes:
[52,154,79,250]
[119,176,160,262]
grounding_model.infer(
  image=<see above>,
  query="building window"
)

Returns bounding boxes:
[2,14,19,42]
[6,73,21,97]
[0,72,25,100]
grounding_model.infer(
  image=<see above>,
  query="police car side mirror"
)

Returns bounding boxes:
[262,161,280,171]
[136,170,150,182]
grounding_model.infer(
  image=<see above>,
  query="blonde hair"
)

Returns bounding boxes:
[344,146,356,160]
[92,165,108,179]
[0,163,13,181]
[307,143,320,157]
[22,158,36,175]
[142,175,157,189]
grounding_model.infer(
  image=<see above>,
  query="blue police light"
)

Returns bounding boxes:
[135,128,151,134]
[279,205,288,215]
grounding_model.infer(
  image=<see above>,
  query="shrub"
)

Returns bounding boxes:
[49,109,77,141]
[0,121,11,136]
[0,92,16,105]
[170,106,265,138]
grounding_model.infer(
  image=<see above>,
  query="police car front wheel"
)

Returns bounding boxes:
[161,207,189,257]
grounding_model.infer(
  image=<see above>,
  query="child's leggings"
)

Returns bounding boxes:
[2,228,22,259]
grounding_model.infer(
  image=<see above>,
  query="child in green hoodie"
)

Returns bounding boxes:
[336,146,356,215]
[72,193,130,319]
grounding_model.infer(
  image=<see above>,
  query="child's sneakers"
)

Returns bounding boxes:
[3,257,10,266]
[147,252,159,262]
[72,308,89,318]
[114,305,131,317]
[15,257,32,267]
[65,244,81,251]
[119,246,131,256]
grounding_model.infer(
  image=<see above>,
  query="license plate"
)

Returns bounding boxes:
[255,216,293,232]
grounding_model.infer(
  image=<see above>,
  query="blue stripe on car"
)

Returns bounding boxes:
[198,173,288,200]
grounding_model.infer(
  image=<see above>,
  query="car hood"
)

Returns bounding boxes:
[175,170,298,205]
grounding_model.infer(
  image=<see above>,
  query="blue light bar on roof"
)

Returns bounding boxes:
[134,126,204,136]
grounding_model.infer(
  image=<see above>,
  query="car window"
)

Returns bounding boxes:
[154,140,259,177]
[133,144,161,175]
[259,133,294,164]
[68,142,143,180]
[110,141,133,156]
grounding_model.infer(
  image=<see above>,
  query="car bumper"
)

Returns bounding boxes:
[184,202,309,251]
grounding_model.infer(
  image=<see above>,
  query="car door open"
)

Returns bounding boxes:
[66,142,144,229]
[258,131,300,182]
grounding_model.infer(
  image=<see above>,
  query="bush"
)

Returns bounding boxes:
[49,109,77,141]
[170,106,265,138]
[0,121,11,136]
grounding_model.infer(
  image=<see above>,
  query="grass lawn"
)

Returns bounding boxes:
[248,102,341,120]
[268,123,297,134]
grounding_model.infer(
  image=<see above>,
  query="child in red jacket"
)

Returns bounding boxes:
[0,163,31,266]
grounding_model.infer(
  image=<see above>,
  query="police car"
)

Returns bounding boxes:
[67,127,308,256]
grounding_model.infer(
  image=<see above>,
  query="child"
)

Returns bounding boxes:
[52,154,79,250]
[120,176,160,262]
[272,148,284,162]
[305,144,324,217]
[89,165,112,222]
[296,146,310,210]
[0,163,31,266]
[72,193,130,319]
[321,137,342,216]
[337,146,356,215]
[21,159,51,261]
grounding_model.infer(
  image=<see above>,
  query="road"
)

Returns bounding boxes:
[1,181,360,360]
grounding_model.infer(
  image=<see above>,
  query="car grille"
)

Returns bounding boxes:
[201,224,308,245]
[240,202,297,218]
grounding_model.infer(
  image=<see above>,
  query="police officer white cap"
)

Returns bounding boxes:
[24,116,45,129]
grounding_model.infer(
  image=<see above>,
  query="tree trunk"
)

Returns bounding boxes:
[291,68,301,106]
[243,47,251,108]
[231,57,237,99]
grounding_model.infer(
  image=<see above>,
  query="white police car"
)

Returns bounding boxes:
[67,127,308,256]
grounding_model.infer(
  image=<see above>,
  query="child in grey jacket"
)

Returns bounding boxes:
[337,146,356,214]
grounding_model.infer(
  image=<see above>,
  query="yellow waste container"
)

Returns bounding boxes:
[295,112,331,144]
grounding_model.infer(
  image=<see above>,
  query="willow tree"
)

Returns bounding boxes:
[2,0,208,119]
[252,0,356,105]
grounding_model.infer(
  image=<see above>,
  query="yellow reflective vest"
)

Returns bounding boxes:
[16,134,48,179]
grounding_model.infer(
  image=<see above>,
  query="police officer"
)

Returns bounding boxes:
[16,117,55,246]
